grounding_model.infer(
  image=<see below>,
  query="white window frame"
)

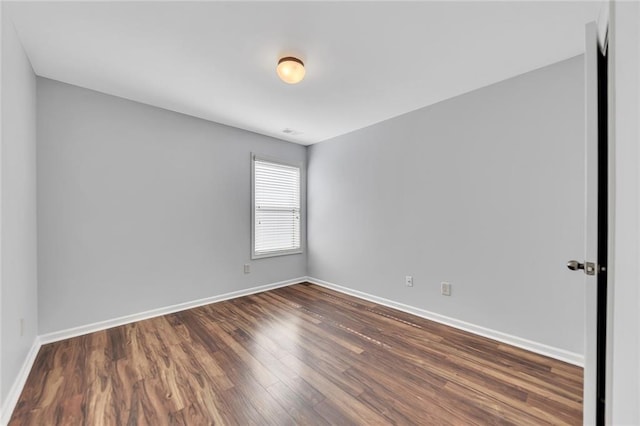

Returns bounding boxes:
[251,154,303,259]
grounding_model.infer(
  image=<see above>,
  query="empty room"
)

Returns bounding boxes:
[1,1,639,425]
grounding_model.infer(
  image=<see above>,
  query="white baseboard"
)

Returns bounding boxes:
[304,276,584,367]
[39,277,306,345]
[1,336,42,426]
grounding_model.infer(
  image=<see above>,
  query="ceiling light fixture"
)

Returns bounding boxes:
[277,57,305,84]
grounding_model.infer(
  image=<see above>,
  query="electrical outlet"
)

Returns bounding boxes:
[441,282,451,296]
[20,318,24,336]
[244,264,251,274]
[405,276,413,287]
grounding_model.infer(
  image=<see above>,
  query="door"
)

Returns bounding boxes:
[568,21,608,426]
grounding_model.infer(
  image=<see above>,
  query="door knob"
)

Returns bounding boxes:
[567,260,596,275]
[567,260,584,271]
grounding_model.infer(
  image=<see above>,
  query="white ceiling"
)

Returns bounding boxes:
[6,1,602,145]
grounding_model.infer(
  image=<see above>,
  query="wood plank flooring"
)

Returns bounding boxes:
[9,283,583,425]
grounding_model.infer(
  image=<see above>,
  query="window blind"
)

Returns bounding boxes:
[253,158,301,256]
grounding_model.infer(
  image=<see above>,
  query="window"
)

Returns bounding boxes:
[252,156,301,258]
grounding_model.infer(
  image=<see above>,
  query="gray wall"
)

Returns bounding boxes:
[610,1,640,423]
[37,78,307,334]
[1,10,38,404]
[307,56,586,355]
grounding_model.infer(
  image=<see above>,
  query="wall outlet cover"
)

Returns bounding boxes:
[441,282,452,296]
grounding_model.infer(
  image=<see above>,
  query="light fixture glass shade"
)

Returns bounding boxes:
[277,57,305,84]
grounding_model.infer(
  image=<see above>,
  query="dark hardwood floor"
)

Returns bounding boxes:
[9,283,583,425]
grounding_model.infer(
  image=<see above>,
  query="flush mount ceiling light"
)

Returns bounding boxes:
[277,57,305,84]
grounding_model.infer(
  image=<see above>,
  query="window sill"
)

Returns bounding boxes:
[251,249,303,260]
